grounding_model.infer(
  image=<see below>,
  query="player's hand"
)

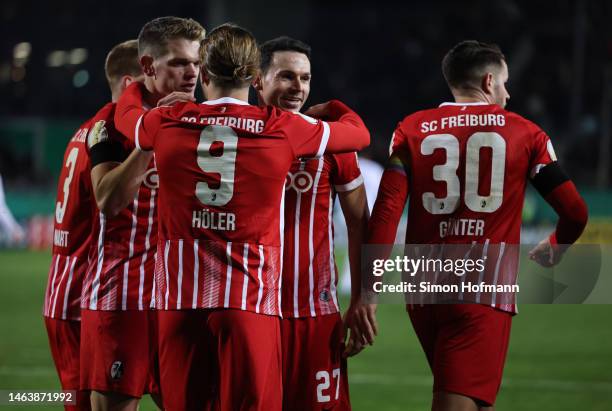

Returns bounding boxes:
[157,92,195,107]
[528,236,566,267]
[343,331,365,358]
[304,101,335,121]
[343,299,378,347]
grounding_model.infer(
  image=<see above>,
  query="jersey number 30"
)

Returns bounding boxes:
[196,125,238,206]
[421,132,506,214]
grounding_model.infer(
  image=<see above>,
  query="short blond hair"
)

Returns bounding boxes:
[104,40,141,90]
[138,16,205,58]
[201,23,260,88]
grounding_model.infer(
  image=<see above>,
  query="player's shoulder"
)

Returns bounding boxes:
[90,102,116,123]
[86,102,125,150]
[501,107,544,134]
[395,106,444,134]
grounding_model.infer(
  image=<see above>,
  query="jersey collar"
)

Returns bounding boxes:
[202,97,249,106]
[439,101,490,107]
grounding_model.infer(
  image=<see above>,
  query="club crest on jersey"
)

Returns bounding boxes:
[86,120,108,149]
[319,289,330,302]
[143,168,159,189]
[110,361,123,380]
[285,171,313,193]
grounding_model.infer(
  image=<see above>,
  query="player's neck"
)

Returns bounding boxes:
[141,78,164,108]
[206,87,249,103]
[453,90,493,105]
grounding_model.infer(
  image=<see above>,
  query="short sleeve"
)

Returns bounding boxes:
[528,128,558,179]
[331,152,363,192]
[134,109,163,151]
[280,111,329,159]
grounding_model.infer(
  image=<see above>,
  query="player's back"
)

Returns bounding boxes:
[144,97,337,313]
[394,102,555,245]
[44,116,96,320]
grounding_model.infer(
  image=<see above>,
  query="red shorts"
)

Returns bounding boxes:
[44,317,91,411]
[280,314,351,411]
[80,309,159,398]
[158,309,282,411]
[408,304,512,406]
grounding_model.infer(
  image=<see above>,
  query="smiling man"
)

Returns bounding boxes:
[255,36,376,411]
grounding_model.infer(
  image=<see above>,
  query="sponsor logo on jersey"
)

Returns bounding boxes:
[86,120,108,149]
[285,171,313,193]
[143,168,159,189]
[110,361,123,380]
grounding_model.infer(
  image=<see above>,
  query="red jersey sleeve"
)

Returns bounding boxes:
[367,126,411,245]
[331,152,363,192]
[274,100,370,158]
[276,110,331,158]
[387,123,412,174]
[114,82,161,150]
[527,125,557,179]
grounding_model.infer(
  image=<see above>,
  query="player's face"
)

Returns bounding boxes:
[150,38,201,96]
[259,51,311,113]
[492,61,510,108]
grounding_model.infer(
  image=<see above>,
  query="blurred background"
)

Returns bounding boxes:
[1,1,611,410]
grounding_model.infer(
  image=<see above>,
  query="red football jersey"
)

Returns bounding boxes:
[115,89,369,316]
[282,153,362,318]
[44,120,96,320]
[80,103,158,311]
[380,101,557,312]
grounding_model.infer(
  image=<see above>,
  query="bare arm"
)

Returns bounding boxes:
[338,184,380,356]
[90,149,153,217]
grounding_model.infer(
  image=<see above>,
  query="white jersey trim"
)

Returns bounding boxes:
[202,97,249,106]
[176,239,184,309]
[315,121,330,158]
[255,245,264,313]
[61,257,77,320]
[307,158,325,317]
[334,174,364,193]
[89,213,106,310]
[224,242,233,308]
[135,114,144,150]
[241,244,249,310]
[439,101,490,107]
[192,240,199,309]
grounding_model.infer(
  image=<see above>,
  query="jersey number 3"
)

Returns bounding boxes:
[196,125,238,206]
[421,132,506,214]
[55,147,79,224]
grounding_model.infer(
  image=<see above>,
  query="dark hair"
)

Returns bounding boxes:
[138,16,205,58]
[200,23,260,88]
[260,36,311,73]
[442,40,505,90]
[104,39,141,90]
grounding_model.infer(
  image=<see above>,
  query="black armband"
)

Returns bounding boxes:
[90,140,127,167]
[530,161,570,197]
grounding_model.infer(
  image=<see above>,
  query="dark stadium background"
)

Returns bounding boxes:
[0,1,611,410]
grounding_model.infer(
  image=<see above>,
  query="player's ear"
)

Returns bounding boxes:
[252,74,263,92]
[482,72,494,95]
[140,55,155,78]
[200,65,211,86]
[122,75,136,88]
